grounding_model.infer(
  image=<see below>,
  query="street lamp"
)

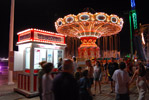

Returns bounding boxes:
[8,0,15,85]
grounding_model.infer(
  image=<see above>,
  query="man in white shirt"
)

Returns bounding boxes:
[112,62,130,100]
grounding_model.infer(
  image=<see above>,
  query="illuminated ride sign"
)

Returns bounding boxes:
[131,0,136,10]
[17,28,66,45]
[130,0,137,29]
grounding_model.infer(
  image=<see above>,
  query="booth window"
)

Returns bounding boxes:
[54,50,63,68]
[25,47,63,70]
[47,49,53,63]
[34,48,46,69]
[25,48,30,69]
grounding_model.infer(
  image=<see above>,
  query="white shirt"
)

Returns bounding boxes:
[112,69,130,94]
[93,66,101,76]
[42,74,54,100]
[94,66,99,72]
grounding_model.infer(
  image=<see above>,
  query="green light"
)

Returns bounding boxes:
[129,12,133,60]
[129,10,138,60]
[131,10,138,29]
[129,0,138,61]
[126,54,130,58]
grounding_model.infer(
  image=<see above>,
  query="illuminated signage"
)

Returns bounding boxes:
[20,33,31,41]
[36,33,62,43]
[131,10,138,29]
[17,28,66,45]
[131,0,136,9]
[129,10,138,30]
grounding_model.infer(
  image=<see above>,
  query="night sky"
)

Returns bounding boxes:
[0,0,149,57]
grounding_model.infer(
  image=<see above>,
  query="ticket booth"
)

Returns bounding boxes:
[14,28,66,97]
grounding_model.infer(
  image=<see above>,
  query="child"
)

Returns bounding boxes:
[79,70,92,100]
[75,67,82,81]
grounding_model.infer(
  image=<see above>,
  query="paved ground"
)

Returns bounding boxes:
[0,81,149,100]
[0,70,149,100]
[0,69,8,86]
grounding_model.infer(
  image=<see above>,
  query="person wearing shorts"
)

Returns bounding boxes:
[93,61,102,94]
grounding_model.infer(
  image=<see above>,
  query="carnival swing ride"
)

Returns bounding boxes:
[55,11,124,59]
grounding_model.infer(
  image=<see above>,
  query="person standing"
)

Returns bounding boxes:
[104,60,108,83]
[79,70,93,100]
[58,57,63,71]
[85,59,94,96]
[72,56,78,73]
[126,61,134,77]
[130,63,147,100]
[145,60,149,91]
[93,61,102,94]
[107,58,118,93]
[52,59,79,100]
[42,63,54,100]
[112,62,130,100]
[86,60,94,86]
[38,61,46,100]
[75,67,82,81]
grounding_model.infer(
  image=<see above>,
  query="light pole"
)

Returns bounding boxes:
[8,0,15,85]
[129,0,138,60]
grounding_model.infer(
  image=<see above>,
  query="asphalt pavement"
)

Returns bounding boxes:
[0,80,149,100]
[0,70,149,100]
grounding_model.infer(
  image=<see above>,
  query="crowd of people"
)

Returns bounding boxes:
[38,57,149,100]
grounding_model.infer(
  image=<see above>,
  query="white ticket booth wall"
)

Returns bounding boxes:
[14,28,66,97]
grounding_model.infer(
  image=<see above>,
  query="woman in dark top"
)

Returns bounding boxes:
[107,58,119,93]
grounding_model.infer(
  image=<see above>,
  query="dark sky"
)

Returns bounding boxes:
[0,0,149,57]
